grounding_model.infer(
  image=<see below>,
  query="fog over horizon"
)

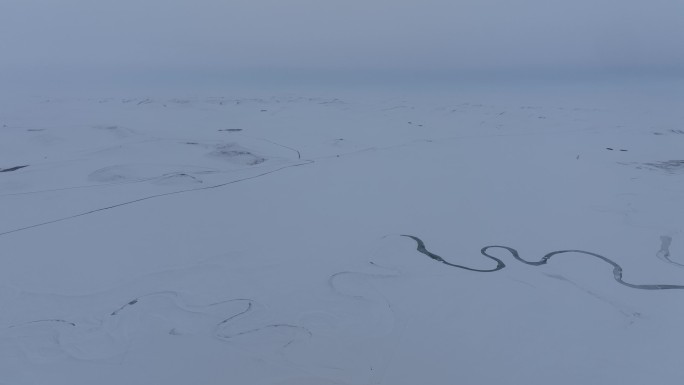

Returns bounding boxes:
[4,3,684,385]
[2,0,683,89]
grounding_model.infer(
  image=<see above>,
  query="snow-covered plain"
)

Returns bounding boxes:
[2,80,684,384]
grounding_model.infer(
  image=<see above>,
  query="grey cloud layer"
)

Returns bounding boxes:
[1,0,682,72]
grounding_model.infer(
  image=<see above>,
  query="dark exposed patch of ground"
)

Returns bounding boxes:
[208,144,266,165]
[0,165,28,172]
[641,160,684,174]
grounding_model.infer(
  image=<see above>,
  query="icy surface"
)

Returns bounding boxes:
[2,82,684,384]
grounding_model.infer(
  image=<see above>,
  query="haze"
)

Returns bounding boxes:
[2,0,682,76]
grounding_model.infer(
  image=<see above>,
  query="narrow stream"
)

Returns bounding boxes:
[402,235,684,290]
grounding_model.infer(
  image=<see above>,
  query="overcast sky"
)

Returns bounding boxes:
[1,0,683,77]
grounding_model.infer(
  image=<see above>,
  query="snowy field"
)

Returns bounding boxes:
[2,79,684,384]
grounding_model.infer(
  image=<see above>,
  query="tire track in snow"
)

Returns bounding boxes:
[0,160,312,237]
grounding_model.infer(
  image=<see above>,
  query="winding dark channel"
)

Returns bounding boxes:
[402,235,684,290]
